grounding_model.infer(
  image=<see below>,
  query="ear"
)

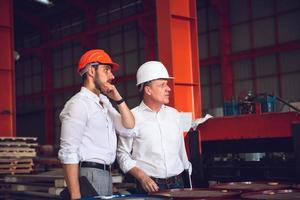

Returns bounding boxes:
[144,86,152,96]
[86,67,95,78]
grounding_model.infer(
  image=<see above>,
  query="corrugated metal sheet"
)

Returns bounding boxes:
[201,86,210,109]
[234,80,253,99]
[278,11,300,43]
[198,8,207,33]
[282,73,300,101]
[255,54,277,76]
[230,0,250,24]
[256,77,279,96]
[209,31,220,57]
[199,34,208,59]
[212,85,223,107]
[280,49,300,73]
[253,18,275,48]
[276,0,300,12]
[125,51,138,74]
[231,24,251,52]
[126,80,138,97]
[233,59,252,80]
[252,0,274,18]
[211,64,221,84]
[208,6,219,30]
[200,66,209,85]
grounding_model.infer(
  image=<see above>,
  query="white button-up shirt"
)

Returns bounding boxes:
[117,101,191,179]
[58,87,133,165]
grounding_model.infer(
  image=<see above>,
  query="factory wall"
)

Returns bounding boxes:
[14,0,300,145]
[15,0,148,144]
[199,0,300,114]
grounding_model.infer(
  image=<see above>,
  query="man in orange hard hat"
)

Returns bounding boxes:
[58,49,135,199]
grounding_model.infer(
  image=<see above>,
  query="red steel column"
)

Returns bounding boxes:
[138,18,156,61]
[212,0,234,101]
[156,0,201,118]
[39,49,54,145]
[0,0,16,137]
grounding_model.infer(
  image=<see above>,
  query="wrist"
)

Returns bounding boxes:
[115,98,125,105]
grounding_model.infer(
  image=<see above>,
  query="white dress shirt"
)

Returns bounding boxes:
[117,101,192,179]
[58,87,134,165]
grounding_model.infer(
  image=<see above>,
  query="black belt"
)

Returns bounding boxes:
[80,161,111,171]
[151,173,183,184]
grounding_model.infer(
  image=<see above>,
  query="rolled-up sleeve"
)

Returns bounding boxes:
[58,100,87,164]
[107,102,136,137]
[117,135,137,173]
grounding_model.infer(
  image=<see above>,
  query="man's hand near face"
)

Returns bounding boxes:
[102,82,122,101]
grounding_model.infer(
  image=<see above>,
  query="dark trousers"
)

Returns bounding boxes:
[136,173,184,194]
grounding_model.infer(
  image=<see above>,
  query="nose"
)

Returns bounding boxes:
[166,84,171,91]
[109,71,115,80]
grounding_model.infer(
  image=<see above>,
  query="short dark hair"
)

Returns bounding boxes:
[137,81,152,100]
[81,64,99,82]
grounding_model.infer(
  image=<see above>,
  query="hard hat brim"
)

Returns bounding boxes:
[106,62,119,71]
[136,76,174,86]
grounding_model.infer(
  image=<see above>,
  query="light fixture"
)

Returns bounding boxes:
[14,51,20,61]
[33,0,53,6]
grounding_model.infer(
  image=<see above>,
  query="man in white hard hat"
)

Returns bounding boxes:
[117,61,192,193]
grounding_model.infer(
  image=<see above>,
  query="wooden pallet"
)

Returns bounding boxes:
[4,169,64,183]
[0,158,34,175]
[0,168,33,175]
[0,163,33,169]
[0,142,38,147]
[0,158,33,164]
[0,137,37,142]
[11,184,49,192]
[0,151,37,158]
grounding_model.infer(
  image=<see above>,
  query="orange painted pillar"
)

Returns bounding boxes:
[0,0,15,137]
[156,0,201,118]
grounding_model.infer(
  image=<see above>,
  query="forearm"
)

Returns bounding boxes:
[129,166,147,182]
[63,164,81,199]
[129,167,159,192]
[117,102,135,129]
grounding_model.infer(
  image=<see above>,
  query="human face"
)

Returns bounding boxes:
[93,64,115,92]
[145,79,171,105]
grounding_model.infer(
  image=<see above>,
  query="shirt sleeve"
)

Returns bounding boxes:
[117,135,137,173]
[178,113,193,175]
[106,101,136,137]
[58,100,88,164]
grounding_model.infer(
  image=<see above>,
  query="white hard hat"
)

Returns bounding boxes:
[136,61,173,85]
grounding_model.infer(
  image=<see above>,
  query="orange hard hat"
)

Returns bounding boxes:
[77,49,119,75]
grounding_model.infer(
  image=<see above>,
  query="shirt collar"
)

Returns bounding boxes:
[80,87,101,103]
[139,101,165,112]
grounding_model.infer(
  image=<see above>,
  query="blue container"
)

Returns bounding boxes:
[224,101,240,116]
[259,96,276,113]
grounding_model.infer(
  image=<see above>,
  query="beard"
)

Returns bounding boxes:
[94,73,104,92]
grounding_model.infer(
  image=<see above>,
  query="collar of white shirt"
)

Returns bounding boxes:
[139,101,166,112]
[80,87,110,106]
